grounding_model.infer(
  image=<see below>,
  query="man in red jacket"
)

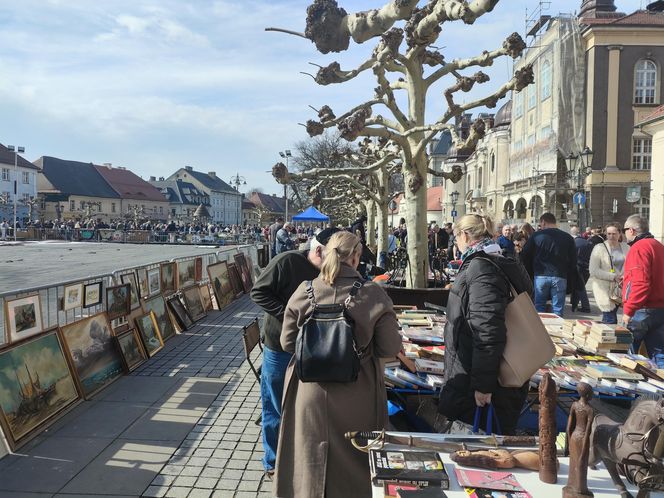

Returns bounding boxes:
[621,215,664,357]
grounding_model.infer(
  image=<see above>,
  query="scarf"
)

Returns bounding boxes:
[461,237,500,261]
[628,232,654,247]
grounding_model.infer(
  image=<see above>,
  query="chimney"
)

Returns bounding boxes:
[103,162,112,169]
[158,176,164,181]
[184,165,193,172]
[149,176,156,182]
[208,171,216,177]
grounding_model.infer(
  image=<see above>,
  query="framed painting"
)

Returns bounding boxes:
[227,263,244,298]
[115,328,147,372]
[5,294,43,344]
[83,282,103,308]
[160,262,176,295]
[143,295,176,342]
[166,295,193,331]
[105,284,131,321]
[177,259,196,289]
[63,283,83,311]
[0,329,80,449]
[198,283,213,312]
[182,286,206,322]
[194,257,203,282]
[136,269,149,300]
[134,311,164,357]
[60,313,124,398]
[120,273,141,310]
[207,261,233,310]
[245,253,260,281]
[233,253,252,293]
[147,268,161,296]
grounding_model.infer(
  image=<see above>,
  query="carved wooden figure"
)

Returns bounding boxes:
[539,372,558,484]
[563,382,594,498]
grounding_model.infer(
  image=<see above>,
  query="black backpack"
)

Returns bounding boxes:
[295,280,365,383]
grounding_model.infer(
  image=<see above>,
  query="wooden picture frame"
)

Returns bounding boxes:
[227,262,244,298]
[198,283,213,312]
[194,257,203,282]
[60,313,124,398]
[0,329,80,449]
[160,262,176,295]
[207,261,233,310]
[182,286,206,322]
[177,260,196,289]
[134,311,164,357]
[63,283,84,311]
[233,253,252,293]
[166,295,193,331]
[136,269,149,300]
[142,295,176,342]
[147,268,161,296]
[4,294,43,344]
[120,272,141,310]
[115,328,147,372]
[83,282,103,308]
[105,284,131,321]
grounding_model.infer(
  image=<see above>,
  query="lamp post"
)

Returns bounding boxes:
[229,173,246,226]
[450,190,460,222]
[566,146,594,227]
[279,150,292,220]
[7,145,25,241]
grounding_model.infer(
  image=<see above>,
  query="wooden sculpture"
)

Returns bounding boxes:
[539,372,558,484]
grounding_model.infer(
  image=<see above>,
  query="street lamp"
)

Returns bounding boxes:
[7,145,25,241]
[566,146,594,226]
[279,150,292,220]
[450,190,460,222]
[229,173,246,226]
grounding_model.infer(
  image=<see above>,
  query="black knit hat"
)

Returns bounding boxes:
[315,227,342,245]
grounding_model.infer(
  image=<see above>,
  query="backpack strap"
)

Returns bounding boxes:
[344,279,365,307]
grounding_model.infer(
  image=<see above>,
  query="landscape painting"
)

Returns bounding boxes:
[0,330,80,447]
[160,262,176,295]
[199,283,212,312]
[182,286,206,322]
[115,329,146,372]
[207,261,233,310]
[63,283,83,311]
[147,268,161,296]
[106,284,131,321]
[166,296,193,331]
[83,282,102,308]
[120,273,141,309]
[143,295,176,341]
[177,259,196,289]
[227,263,244,297]
[134,312,163,357]
[136,269,149,301]
[233,253,252,293]
[5,294,43,344]
[60,313,124,398]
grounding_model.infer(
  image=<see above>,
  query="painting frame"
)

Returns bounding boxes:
[105,284,131,321]
[166,295,194,331]
[4,294,43,344]
[59,312,124,399]
[63,283,84,311]
[160,262,176,295]
[207,261,233,310]
[198,283,213,312]
[142,295,176,342]
[120,272,141,310]
[233,253,253,293]
[83,282,103,308]
[177,259,196,289]
[134,311,164,357]
[194,257,203,282]
[182,285,206,322]
[0,328,81,450]
[147,268,161,296]
[136,269,149,300]
[115,328,147,372]
[227,262,244,298]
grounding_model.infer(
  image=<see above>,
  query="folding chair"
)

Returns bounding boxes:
[242,319,263,426]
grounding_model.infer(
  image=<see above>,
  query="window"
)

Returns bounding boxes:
[159,206,163,214]
[632,138,652,170]
[635,59,657,104]
[22,193,30,202]
[541,60,552,100]
[1,168,9,181]
[70,200,75,211]
[111,203,116,213]
[527,134,536,147]
[490,153,495,174]
[79,201,85,210]
[22,172,30,184]
[514,140,523,152]
[477,168,482,189]
[514,91,523,118]
[636,196,650,219]
[540,126,552,139]
[527,81,537,109]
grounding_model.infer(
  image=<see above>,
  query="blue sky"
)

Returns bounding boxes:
[0,1,634,194]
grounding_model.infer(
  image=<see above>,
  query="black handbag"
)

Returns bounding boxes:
[295,279,365,383]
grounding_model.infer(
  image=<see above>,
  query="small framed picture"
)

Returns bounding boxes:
[182,286,206,322]
[177,260,196,289]
[147,268,161,296]
[194,257,203,282]
[134,311,164,357]
[120,273,141,310]
[4,294,43,344]
[83,282,103,308]
[160,262,176,295]
[63,283,83,311]
[106,284,131,321]
[166,295,193,331]
[136,269,149,300]
[198,283,212,312]
[115,328,147,372]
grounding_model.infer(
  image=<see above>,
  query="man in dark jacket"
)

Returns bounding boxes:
[520,212,577,317]
[570,226,591,312]
[250,227,339,475]
[268,217,284,258]
[438,250,533,435]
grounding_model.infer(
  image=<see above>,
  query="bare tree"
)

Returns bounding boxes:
[268,0,533,287]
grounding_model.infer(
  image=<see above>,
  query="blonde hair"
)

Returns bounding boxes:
[455,214,494,241]
[320,231,362,285]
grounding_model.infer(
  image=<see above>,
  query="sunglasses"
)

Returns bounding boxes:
[622,227,631,234]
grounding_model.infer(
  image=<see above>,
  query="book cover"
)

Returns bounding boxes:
[584,363,644,380]
[464,489,532,498]
[454,469,525,492]
[415,358,445,375]
[394,368,433,389]
[370,449,449,488]
[384,369,420,390]
[396,487,448,497]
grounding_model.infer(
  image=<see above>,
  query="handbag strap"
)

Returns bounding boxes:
[472,403,502,435]
[603,242,615,271]
[474,257,518,299]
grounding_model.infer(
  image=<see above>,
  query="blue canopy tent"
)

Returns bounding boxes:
[292,206,330,222]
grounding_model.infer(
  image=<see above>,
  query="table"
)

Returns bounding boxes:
[370,443,664,497]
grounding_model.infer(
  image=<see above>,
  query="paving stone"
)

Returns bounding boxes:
[152,475,177,486]
[205,458,228,469]
[225,459,247,470]
[165,486,191,498]
[200,467,224,479]
[232,450,253,461]
[237,480,261,492]
[161,465,185,476]
[143,485,169,497]
[173,476,198,487]
[211,491,234,498]
[215,479,238,491]
[180,466,204,477]
[220,468,244,480]
[194,477,219,489]
[242,470,265,481]
[188,489,213,498]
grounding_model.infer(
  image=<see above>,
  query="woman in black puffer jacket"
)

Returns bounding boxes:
[438,214,533,435]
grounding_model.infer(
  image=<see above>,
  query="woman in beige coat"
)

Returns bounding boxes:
[274,231,402,498]
[589,224,630,324]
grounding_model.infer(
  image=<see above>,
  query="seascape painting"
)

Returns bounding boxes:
[207,261,233,310]
[0,330,79,446]
[143,295,176,341]
[60,314,124,398]
[177,260,196,289]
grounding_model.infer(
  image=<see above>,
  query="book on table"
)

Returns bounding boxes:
[454,468,526,492]
[369,449,450,489]
[464,489,531,498]
[584,364,644,381]
[396,487,448,497]
[415,358,444,375]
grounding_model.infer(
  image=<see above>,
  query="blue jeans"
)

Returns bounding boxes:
[628,308,664,358]
[260,346,292,471]
[602,307,618,324]
[534,276,567,317]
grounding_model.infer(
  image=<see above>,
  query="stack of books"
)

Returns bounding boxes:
[369,448,450,492]
[539,313,565,337]
[561,320,576,339]
[583,363,644,381]
[584,324,632,353]
[572,320,592,347]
